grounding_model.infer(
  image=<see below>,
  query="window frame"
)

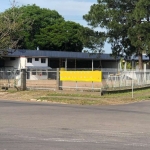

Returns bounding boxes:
[35,58,39,61]
[41,58,46,63]
[27,58,32,63]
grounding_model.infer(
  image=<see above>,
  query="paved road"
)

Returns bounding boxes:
[0,100,150,150]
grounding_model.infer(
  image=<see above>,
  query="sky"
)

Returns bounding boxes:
[0,0,111,53]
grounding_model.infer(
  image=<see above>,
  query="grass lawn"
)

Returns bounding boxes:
[1,88,150,105]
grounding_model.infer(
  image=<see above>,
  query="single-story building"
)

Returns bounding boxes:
[0,49,120,69]
[0,49,120,80]
[0,49,150,80]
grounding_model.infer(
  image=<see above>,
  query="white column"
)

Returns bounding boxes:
[65,58,67,70]
[92,59,93,71]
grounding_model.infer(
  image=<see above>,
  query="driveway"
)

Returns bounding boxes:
[0,100,150,150]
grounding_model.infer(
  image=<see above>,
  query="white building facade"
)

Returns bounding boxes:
[4,56,51,80]
[26,57,50,80]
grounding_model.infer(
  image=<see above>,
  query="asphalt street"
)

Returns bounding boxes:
[0,100,150,150]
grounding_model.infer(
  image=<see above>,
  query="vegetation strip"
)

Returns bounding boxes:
[0,88,149,105]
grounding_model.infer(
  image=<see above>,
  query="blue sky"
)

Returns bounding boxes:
[0,0,111,53]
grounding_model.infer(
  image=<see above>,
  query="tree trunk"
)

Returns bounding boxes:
[138,52,143,70]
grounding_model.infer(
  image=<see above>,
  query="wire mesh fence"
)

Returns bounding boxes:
[102,69,150,90]
[60,68,150,91]
[0,70,21,89]
[26,69,57,90]
[0,68,150,91]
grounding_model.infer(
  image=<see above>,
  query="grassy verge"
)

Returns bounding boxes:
[3,88,150,105]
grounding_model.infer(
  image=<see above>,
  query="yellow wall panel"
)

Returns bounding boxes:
[60,71,102,82]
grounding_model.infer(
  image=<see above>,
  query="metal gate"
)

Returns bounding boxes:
[26,69,57,90]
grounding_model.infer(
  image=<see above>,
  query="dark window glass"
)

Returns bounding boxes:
[27,58,32,63]
[10,57,15,60]
[41,58,46,63]
[35,58,39,61]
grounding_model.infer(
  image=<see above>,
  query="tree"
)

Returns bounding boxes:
[80,27,105,53]
[36,21,83,52]
[17,5,98,52]
[128,0,150,62]
[83,0,150,69]
[0,0,26,56]
[1,3,101,53]
[16,4,64,49]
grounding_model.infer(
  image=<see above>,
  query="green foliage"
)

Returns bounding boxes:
[120,58,132,70]
[36,21,83,52]
[83,0,150,69]
[17,4,64,49]
[79,27,105,53]
[128,0,150,54]
[0,2,105,53]
[0,1,26,56]
[83,0,137,57]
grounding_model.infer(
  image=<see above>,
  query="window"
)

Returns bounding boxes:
[32,70,36,75]
[35,58,39,61]
[42,70,47,75]
[41,58,46,63]
[10,57,15,60]
[27,58,32,63]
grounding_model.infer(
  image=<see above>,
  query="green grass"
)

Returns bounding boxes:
[35,88,150,105]
[37,96,110,105]
[47,93,101,98]
[4,87,150,105]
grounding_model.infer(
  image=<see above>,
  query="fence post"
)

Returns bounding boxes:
[21,69,26,91]
[56,68,62,90]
